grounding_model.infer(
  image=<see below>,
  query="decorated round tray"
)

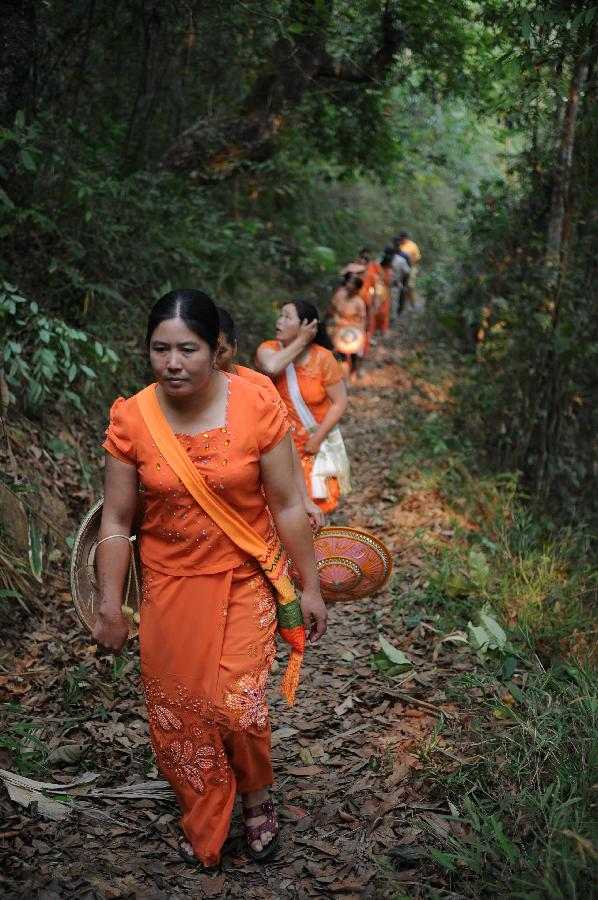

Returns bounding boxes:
[313,526,393,602]
[333,325,366,355]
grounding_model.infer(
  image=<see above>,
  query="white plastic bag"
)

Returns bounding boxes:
[311,426,352,498]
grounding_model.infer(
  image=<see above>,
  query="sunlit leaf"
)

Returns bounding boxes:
[428,846,457,872]
[490,816,519,863]
[378,634,413,669]
[20,149,36,172]
[479,612,507,647]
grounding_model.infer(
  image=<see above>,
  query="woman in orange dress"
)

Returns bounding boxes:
[255,300,348,516]
[331,275,367,381]
[373,253,393,336]
[92,290,327,868]
[214,306,325,530]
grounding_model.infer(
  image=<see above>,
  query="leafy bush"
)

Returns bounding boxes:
[0,281,118,413]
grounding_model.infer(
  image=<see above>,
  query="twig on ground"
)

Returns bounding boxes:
[383,688,456,719]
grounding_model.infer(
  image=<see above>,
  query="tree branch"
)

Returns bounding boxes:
[163,0,403,179]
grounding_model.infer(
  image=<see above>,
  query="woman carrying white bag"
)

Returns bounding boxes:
[256,300,350,518]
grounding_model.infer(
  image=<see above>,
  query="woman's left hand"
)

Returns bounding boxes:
[303,498,325,531]
[304,435,321,455]
[300,588,328,643]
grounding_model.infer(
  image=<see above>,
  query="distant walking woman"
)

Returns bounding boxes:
[92,290,327,867]
[255,300,349,516]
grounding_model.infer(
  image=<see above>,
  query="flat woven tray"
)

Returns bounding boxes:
[70,498,142,637]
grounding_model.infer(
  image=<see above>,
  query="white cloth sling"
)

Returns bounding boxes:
[285,358,351,500]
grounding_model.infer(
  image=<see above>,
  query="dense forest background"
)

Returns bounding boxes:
[2,0,596,517]
[1,2,597,897]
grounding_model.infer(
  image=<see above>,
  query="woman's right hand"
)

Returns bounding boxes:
[300,587,328,643]
[92,608,129,656]
[297,318,318,347]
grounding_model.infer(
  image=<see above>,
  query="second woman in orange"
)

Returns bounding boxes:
[255,300,348,516]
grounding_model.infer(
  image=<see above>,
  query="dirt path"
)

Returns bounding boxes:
[1,336,469,899]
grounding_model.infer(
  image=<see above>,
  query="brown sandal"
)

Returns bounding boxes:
[178,837,203,868]
[243,798,280,862]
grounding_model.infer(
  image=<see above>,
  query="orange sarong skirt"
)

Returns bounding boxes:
[374,286,390,335]
[139,562,278,866]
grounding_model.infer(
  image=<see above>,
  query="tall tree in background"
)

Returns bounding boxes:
[163,0,404,179]
[451,1,598,511]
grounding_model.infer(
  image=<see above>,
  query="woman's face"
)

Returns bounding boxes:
[149,317,215,398]
[275,304,301,345]
[215,334,237,372]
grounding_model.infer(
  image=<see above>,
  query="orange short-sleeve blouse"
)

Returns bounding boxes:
[102,374,289,576]
[255,342,343,455]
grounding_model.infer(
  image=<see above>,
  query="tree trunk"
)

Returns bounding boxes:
[545,52,588,292]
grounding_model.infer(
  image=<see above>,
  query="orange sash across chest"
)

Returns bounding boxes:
[136,384,305,706]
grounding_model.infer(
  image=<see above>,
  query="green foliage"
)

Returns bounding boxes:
[381,343,597,900]
[0,282,118,413]
[440,167,598,515]
[418,667,598,899]
[390,341,597,664]
[372,634,414,676]
[0,4,510,420]
[467,604,512,656]
[0,718,47,778]
[427,0,598,516]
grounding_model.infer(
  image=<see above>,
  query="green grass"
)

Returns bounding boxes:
[410,666,598,900]
[380,339,598,900]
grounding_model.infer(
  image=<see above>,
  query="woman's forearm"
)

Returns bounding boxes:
[312,401,346,444]
[96,518,133,614]
[257,338,305,378]
[272,500,319,591]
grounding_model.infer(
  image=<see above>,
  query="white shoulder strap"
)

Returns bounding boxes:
[285,360,317,431]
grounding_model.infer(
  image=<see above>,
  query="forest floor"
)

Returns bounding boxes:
[0,320,541,899]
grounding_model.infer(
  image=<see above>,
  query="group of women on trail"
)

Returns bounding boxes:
[328,230,421,380]
[91,227,420,871]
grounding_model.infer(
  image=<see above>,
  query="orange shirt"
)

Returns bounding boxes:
[234,363,289,417]
[256,342,343,455]
[233,364,274,391]
[334,293,367,330]
[400,239,421,264]
[103,375,289,576]
[359,269,375,307]
[360,262,384,306]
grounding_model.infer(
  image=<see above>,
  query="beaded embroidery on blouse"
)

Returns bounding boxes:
[157,375,234,551]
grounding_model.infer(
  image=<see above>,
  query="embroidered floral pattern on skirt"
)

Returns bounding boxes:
[224,668,269,730]
[248,572,277,629]
[144,679,230,794]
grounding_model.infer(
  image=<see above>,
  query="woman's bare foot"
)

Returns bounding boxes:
[242,787,275,855]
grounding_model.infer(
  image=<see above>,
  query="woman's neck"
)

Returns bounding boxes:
[156,370,228,431]
[282,339,312,366]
